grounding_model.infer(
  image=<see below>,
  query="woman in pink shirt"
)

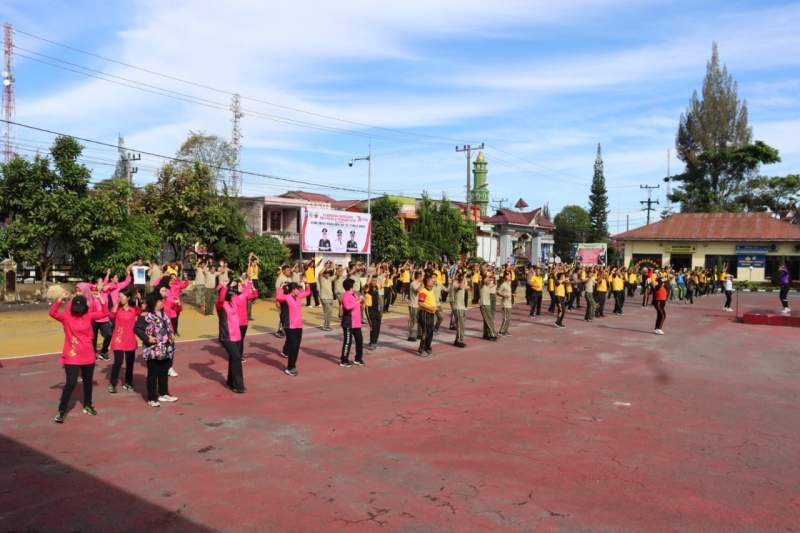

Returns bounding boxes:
[80,280,114,361]
[50,291,111,423]
[108,289,142,393]
[235,277,259,362]
[339,278,364,368]
[105,265,133,309]
[217,281,246,393]
[275,281,310,376]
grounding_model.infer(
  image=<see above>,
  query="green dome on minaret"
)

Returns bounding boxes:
[472,150,489,217]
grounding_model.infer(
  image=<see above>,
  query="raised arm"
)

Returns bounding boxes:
[49,297,67,322]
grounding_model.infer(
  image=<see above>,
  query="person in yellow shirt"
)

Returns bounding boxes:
[417,275,438,356]
[612,269,626,315]
[554,274,567,328]
[471,268,482,305]
[595,269,608,317]
[627,270,637,298]
[528,267,544,317]
[304,258,322,307]
[547,271,557,313]
[399,267,411,302]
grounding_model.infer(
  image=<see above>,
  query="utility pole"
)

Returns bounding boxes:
[125,152,141,185]
[490,198,508,211]
[230,93,243,195]
[2,23,15,163]
[640,184,660,225]
[349,144,372,265]
[626,214,629,231]
[455,143,484,222]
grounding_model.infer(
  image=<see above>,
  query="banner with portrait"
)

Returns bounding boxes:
[576,243,607,265]
[300,207,372,254]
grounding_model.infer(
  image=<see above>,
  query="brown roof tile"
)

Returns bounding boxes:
[614,212,800,242]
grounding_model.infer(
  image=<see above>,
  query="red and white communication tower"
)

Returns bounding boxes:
[2,22,14,164]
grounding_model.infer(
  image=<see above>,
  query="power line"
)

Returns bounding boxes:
[1,118,400,195]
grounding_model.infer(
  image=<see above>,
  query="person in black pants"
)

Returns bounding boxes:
[217,281,245,393]
[135,292,177,407]
[366,278,382,350]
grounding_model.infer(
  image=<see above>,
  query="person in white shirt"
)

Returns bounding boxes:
[723,274,734,311]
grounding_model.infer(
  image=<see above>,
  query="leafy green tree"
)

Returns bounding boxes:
[409,194,474,262]
[370,196,408,262]
[0,136,91,287]
[671,43,780,211]
[737,174,800,222]
[142,156,248,263]
[176,131,235,188]
[73,178,162,276]
[588,143,609,242]
[553,205,591,262]
[230,235,289,297]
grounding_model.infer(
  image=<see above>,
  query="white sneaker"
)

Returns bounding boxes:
[781,308,791,314]
[168,368,178,377]
[655,329,664,335]
[147,401,161,407]
[158,395,178,402]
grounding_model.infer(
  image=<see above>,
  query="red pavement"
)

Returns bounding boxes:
[1,292,799,532]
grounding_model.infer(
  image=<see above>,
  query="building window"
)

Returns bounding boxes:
[270,211,282,232]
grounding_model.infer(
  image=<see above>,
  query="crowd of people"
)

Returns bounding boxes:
[47,255,792,423]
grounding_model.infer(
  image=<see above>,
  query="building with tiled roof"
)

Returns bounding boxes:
[613,212,800,281]
[477,207,555,265]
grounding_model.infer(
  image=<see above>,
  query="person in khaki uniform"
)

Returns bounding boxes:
[497,272,513,336]
[407,271,422,342]
[450,274,467,348]
[318,264,335,331]
[480,276,497,341]
[432,275,444,334]
[194,261,206,309]
[203,263,219,316]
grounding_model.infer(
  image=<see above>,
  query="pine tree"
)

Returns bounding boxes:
[588,143,609,242]
[670,43,779,212]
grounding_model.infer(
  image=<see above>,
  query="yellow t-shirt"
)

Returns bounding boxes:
[566,282,573,294]
[364,293,373,308]
[529,275,543,291]
[401,271,411,283]
[384,277,393,288]
[305,267,316,283]
[436,271,446,286]
[555,283,565,298]
[628,273,637,284]
[418,287,437,313]
[548,277,555,292]
[471,272,481,284]
[597,278,608,292]
[612,276,625,291]
[511,270,516,282]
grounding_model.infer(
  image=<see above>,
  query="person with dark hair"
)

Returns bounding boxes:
[108,289,142,394]
[234,275,259,363]
[318,264,335,331]
[407,270,422,342]
[723,273,734,312]
[318,228,332,252]
[216,280,246,393]
[365,276,382,350]
[417,275,438,356]
[135,292,177,407]
[653,273,668,335]
[275,281,311,376]
[479,276,498,340]
[778,264,791,314]
[50,291,111,423]
[340,278,364,367]
[304,258,322,307]
[449,274,467,348]
[554,274,567,328]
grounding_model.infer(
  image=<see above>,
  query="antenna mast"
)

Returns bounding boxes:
[2,23,14,163]
[230,93,243,195]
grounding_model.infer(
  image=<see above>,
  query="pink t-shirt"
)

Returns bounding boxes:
[340,291,362,329]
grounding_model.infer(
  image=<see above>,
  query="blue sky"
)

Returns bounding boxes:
[2,0,799,230]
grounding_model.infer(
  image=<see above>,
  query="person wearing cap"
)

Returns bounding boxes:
[49,291,111,423]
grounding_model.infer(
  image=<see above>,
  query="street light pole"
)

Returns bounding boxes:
[349,145,372,266]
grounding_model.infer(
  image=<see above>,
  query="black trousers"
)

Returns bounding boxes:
[419,311,435,352]
[222,339,244,390]
[58,363,95,412]
[170,316,179,335]
[525,285,533,306]
[555,296,566,326]
[779,284,789,308]
[238,325,248,359]
[146,358,170,401]
[595,292,607,316]
[613,290,624,313]
[341,327,364,363]
[548,290,556,312]
[93,321,113,354]
[111,350,135,386]
[626,283,635,298]
[530,290,542,316]
[306,282,320,306]
[383,287,392,312]
[368,311,382,345]
[654,300,667,330]
[285,328,303,370]
[724,290,732,309]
